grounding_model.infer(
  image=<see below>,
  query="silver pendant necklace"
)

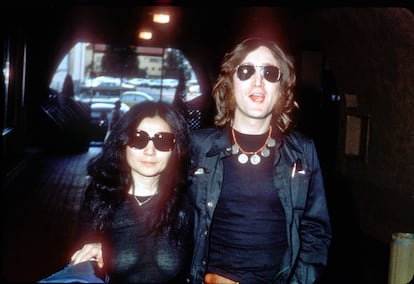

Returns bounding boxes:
[133,194,154,206]
[231,126,276,165]
[132,185,156,206]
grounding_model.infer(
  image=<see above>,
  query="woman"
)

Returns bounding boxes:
[40,101,194,283]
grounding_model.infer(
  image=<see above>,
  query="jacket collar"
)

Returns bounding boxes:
[205,124,232,157]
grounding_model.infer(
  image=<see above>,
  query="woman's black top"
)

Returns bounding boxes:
[78,192,194,283]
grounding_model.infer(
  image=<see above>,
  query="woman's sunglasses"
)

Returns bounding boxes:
[235,64,282,83]
[128,130,176,152]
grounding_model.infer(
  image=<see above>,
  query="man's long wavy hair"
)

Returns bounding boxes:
[79,101,190,236]
[213,37,298,133]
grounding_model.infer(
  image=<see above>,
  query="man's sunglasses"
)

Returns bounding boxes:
[128,130,176,152]
[235,64,282,83]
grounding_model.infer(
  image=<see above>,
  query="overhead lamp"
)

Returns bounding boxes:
[138,31,152,40]
[153,13,170,24]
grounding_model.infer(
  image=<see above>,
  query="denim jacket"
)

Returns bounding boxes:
[187,125,332,284]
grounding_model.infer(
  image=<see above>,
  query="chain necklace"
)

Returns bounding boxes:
[132,185,156,206]
[231,126,276,165]
[133,195,155,206]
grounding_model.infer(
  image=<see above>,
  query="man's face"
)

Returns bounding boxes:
[232,46,282,122]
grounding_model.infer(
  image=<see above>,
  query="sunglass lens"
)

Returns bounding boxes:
[153,132,176,151]
[236,65,255,81]
[129,131,149,149]
[262,66,281,82]
[128,131,175,151]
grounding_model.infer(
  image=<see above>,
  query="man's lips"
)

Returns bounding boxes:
[249,93,265,103]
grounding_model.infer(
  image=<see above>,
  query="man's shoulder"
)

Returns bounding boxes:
[285,130,314,144]
[189,127,227,155]
[282,130,317,159]
[190,127,221,141]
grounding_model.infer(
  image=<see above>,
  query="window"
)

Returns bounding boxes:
[49,42,204,134]
[50,42,201,105]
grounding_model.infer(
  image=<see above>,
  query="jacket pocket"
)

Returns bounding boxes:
[290,159,310,211]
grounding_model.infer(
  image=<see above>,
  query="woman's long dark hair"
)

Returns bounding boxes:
[78,101,190,236]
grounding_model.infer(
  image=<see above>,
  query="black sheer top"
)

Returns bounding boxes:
[77,192,194,283]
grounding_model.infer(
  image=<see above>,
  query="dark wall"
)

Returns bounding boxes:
[298,7,414,242]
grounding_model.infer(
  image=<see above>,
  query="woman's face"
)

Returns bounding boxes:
[126,115,174,178]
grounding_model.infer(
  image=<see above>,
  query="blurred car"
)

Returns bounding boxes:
[76,95,120,104]
[80,76,135,96]
[126,78,150,87]
[161,78,179,88]
[89,101,130,142]
[148,78,162,88]
[83,76,135,89]
[147,78,179,89]
[120,91,154,107]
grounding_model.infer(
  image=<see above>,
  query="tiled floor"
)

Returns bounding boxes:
[2,146,101,282]
[1,146,391,283]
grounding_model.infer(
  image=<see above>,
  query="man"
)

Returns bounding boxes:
[109,100,122,131]
[188,37,332,284]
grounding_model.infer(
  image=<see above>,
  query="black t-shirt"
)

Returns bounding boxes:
[208,131,287,284]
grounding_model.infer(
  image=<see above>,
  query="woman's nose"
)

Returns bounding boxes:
[143,141,156,155]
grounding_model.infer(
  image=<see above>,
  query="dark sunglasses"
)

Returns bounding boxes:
[128,130,176,152]
[235,64,282,83]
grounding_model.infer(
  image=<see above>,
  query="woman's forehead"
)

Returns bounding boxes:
[136,116,172,134]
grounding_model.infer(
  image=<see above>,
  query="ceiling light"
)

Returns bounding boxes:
[153,13,170,24]
[138,31,152,40]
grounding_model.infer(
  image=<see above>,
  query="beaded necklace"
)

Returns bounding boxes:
[231,126,276,165]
